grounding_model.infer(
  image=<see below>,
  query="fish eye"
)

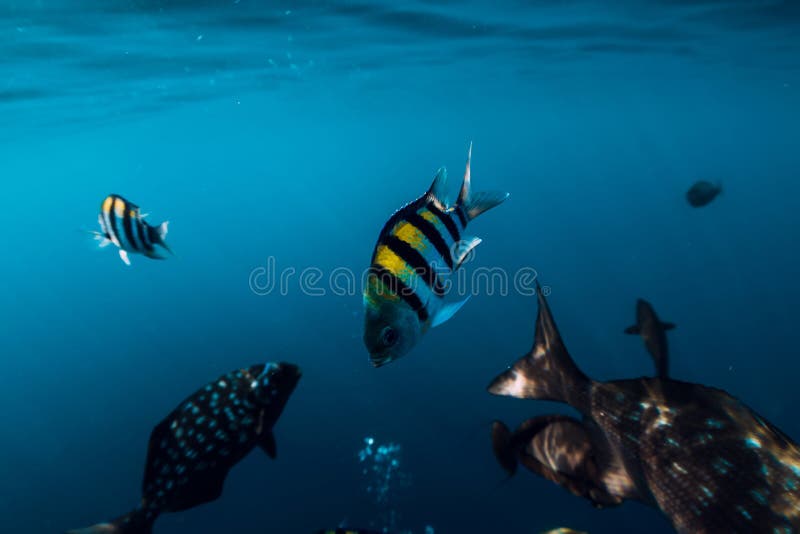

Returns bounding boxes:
[381,326,398,347]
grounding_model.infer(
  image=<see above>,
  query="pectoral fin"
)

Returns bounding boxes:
[431,297,470,328]
[623,325,640,335]
[660,321,676,331]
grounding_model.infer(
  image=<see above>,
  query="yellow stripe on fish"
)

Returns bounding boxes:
[392,220,427,252]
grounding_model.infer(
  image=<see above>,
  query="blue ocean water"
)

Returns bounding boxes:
[1,1,799,533]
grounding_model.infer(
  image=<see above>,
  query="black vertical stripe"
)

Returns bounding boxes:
[455,205,468,228]
[404,212,454,270]
[368,266,429,322]
[136,218,154,252]
[122,206,140,251]
[384,235,445,297]
[108,197,121,247]
[427,203,460,243]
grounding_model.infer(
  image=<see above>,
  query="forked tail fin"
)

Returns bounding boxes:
[148,221,173,255]
[457,142,509,221]
[66,508,154,534]
[487,283,591,414]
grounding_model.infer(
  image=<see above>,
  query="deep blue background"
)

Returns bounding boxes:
[0,1,798,533]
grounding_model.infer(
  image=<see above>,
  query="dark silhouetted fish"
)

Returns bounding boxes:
[93,194,171,265]
[363,143,508,367]
[686,181,722,207]
[488,284,800,533]
[68,362,301,534]
[624,299,675,378]
[315,529,385,534]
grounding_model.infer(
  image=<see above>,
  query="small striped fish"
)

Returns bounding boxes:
[94,194,171,265]
[363,144,509,367]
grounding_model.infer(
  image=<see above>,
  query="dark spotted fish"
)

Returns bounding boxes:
[68,362,301,534]
[686,180,722,208]
[94,194,171,265]
[624,299,675,378]
[488,284,800,533]
[363,143,509,367]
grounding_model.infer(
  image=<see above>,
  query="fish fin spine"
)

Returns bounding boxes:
[456,142,509,220]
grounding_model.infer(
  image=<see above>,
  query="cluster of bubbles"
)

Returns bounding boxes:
[358,436,429,533]
[358,437,408,506]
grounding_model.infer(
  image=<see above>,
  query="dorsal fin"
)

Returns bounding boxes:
[427,167,449,208]
[487,283,591,414]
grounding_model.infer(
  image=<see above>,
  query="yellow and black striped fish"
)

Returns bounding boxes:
[363,144,509,367]
[94,194,171,265]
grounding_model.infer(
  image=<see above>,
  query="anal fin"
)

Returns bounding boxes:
[119,250,131,266]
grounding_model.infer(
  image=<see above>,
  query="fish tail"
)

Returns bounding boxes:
[491,420,518,476]
[457,141,509,220]
[487,282,592,414]
[66,508,154,534]
[148,221,173,255]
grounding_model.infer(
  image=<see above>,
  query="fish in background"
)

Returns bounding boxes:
[540,529,587,534]
[488,284,800,533]
[623,298,675,378]
[315,529,385,534]
[93,194,171,265]
[686,180,722,207]
[67,362,301,534]
[363,143,509,367]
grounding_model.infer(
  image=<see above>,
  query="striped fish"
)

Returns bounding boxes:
[363,144,509,367]
[95,194,171,265]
